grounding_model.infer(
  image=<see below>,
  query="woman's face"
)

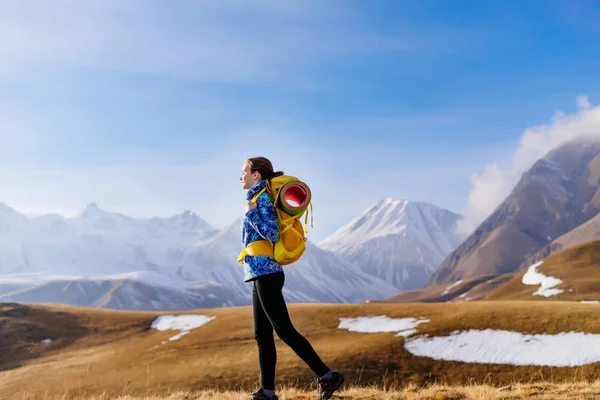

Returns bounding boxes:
[240,162,260,189]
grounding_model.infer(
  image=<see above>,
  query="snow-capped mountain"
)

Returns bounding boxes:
[177,217,400,303]
[281,241,400,302]
[0,271,248,310]
[0,203,36,274]
[0,203,234,310]
[319,198,464,292]
[0,203,399,309]
[11,203,216,277]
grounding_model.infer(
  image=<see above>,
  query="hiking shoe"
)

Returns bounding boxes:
[250,388,279,400]
[317,371,345,399]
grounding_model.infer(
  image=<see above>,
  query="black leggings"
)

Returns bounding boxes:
[252,271,330,390]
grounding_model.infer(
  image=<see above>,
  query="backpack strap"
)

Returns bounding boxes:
[251,188,267,204]
[237,188,273,264]
[303,201,313,233]
[237,240,274,263]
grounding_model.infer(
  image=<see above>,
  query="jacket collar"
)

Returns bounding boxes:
[246,180,266,201]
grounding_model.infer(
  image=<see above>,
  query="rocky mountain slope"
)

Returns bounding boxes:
[428,138,600,286]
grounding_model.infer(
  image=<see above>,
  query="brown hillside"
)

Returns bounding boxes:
[3,301,600,399]
[383,273,514,303]
[0,302,153,372]
[523,211,600,268]
[455,273,516,301]
[429,138,600,286]
[486,239,600,301]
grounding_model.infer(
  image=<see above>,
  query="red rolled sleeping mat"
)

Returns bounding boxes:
[278,181,311,216]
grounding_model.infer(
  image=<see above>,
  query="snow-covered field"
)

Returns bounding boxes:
[404,329,600,367]
[338,314,600,367]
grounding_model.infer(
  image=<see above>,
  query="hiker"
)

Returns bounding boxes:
[239,156,345,400]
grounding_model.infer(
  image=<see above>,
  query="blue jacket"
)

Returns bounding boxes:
[241,180,283,282]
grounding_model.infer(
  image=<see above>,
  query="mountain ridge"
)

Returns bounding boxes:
[319,197,464,292]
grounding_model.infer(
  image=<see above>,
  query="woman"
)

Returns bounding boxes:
[240,157,345,400]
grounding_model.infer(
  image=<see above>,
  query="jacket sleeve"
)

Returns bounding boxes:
[246,194,280,242]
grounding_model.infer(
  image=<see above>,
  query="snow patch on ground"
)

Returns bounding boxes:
[337,312,600,367]
[581,300,600,304]
[151,314,215,344]
[404,329,600,367]
[458,292,472,301]
[521,261,563,297]
[338,315,429,338]
[442,280,463,295]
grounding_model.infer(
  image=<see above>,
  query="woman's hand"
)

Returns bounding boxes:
[246,200,257,212]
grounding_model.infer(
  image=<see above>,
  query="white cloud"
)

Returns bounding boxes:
[454,163,511,237]
[457,95,600,237]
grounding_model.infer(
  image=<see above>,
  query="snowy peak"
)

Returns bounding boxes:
[146,211,214,235]
[71,203,133,227]
[319,198,461,252]
[79,202,111,218]
[164,210,212,231]
[83,202,100,213]
[318,198,464,292]
[0,203,27,219]
[349,198,408,235]
[0,203,31,236]
[322,198,409,240]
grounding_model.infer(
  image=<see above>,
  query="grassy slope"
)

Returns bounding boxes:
[486,239,600,301]
[12,381,600,400]
[2,300,600,399]
[383,274,515,303]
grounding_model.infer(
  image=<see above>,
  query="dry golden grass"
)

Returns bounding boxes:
[383,274,515,304]
[486,239,600,301]
[381,238,600,305]
[3,299,600,399]
[456,274,516,302]
[381,277,485,303]
[11,381,600,400]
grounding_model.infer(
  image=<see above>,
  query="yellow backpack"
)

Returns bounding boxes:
[237,175,312,266]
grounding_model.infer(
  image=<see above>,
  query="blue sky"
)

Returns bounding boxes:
[1,0,600,242]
